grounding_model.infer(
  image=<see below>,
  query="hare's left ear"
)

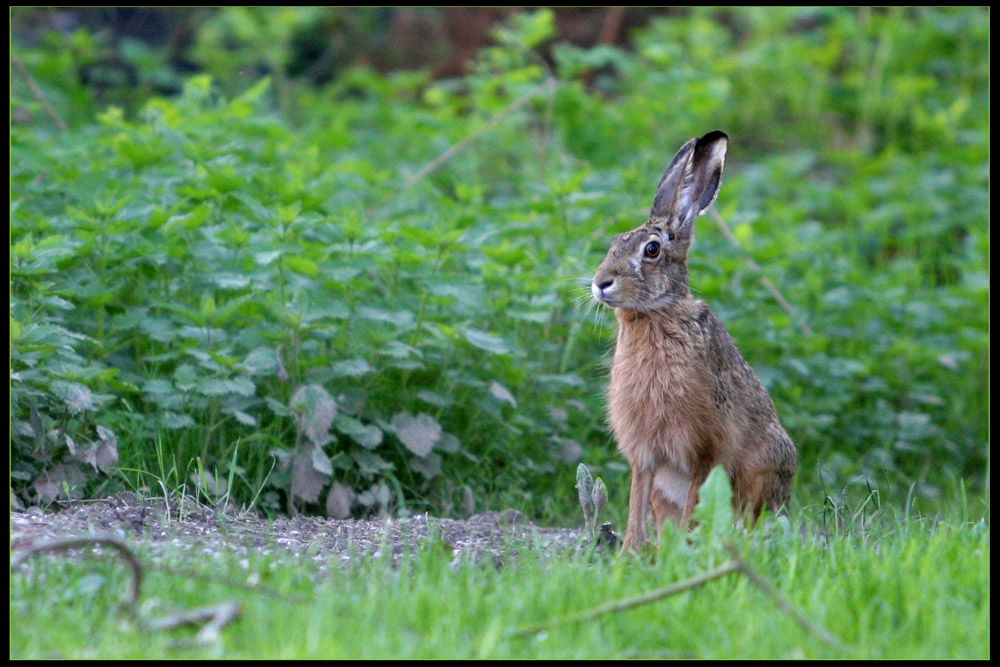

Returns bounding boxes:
[650,131,728,228]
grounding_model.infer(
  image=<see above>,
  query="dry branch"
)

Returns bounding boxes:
[11,535,143,609]
[11,54,69,133]
[709,208,815,336]
[146,601,243,647]
[512,559,742,637]
[724,543,841,648]
[512,543,841,649]
[10,534,255,646]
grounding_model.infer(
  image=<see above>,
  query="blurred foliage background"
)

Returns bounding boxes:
[10,7,989,523]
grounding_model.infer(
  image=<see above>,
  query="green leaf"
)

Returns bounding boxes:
[356,307,414,328]
[334,415,383,449]
[197,377,256,397]
[160,412,196,429]
[692,467,734,544]
[235,75,271,105]
[49,381,95,414]
[416,390,454,409]
[464,329,510,355]
[331,358,374,378]
[285,255,319,278]
[311,444,333,476]
[242,347,278,375]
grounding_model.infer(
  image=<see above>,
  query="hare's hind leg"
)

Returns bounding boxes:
[679,460,712,529]
[621,466,654,553]
[731,469,767,524]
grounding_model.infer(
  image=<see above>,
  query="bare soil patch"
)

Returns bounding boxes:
[11,492,587,569]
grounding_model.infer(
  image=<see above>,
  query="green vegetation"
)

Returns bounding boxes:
[11,8,989,524]
[10,476,990,659]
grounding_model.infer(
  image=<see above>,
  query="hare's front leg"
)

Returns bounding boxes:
[621,466,654,553]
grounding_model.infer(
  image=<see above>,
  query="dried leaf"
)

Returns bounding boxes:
[461,485,475,516]
[290,384,337,447]
[325,481,355,519]
[94,425,119,473]
[33,463,86,501]
[390,412,441,457]
[291,446,328,504]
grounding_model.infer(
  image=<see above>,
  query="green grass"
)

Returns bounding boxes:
[9,504,989,659]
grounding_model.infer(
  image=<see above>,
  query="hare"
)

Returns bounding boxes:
[590,131,797,552]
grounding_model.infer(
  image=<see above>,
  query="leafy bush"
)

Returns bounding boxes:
[10,7,989,519]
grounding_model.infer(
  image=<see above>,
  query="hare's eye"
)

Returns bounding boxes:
[644,241,660,258]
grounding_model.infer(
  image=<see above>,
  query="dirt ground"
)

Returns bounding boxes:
[10,492,594,569]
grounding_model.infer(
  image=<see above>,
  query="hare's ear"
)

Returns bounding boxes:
[650,131,729,228]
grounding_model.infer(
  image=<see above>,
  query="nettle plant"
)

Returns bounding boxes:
[12,8,989,516]
[11,67,606,515]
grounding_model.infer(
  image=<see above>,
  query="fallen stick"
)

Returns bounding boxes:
[512,543,841,649]
[11,535,143,610]
[11,534,250,646]
[11,54,69,133]
[725,543,841,648]
[146,601,243,647]
[512,559,742,637]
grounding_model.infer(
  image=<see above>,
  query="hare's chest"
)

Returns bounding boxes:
[607,321,712,465]
[608,335,703,416]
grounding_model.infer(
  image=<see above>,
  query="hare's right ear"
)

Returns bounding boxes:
[650,131,729,229]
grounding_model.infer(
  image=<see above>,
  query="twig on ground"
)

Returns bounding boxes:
[11,535,144,610]
[724,543,841,648]
[709,208,815,336]
[9,534,268,646]
[512,543,841,650]
[365,78,556,218]
[145,601,243,647]
[11,54,69,133]
[511,559,742,637]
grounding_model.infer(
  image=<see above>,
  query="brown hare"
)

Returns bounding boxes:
[590,131,797,552]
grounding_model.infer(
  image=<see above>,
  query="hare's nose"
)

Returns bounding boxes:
[592,278,616,303]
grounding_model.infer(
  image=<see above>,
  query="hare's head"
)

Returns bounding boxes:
[592,131,728,312]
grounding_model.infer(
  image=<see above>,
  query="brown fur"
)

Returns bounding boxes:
[591,132,797,552]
